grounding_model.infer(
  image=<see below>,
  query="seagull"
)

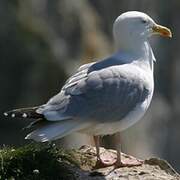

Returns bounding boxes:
[4,11,172,168]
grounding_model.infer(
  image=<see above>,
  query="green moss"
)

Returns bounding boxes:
[0,143,88,180]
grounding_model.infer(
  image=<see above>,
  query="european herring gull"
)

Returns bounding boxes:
[4,11,172,168]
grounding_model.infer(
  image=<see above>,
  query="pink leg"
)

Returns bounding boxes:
[114,132,122,166]
[93,133,143,169]
[93,135,101,161]
[93,135,115,168]
[113,132,143,168]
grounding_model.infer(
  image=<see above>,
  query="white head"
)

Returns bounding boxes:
[113,11,172,52]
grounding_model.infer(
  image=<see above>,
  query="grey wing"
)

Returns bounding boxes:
[37,63,150,122]
[65,66,150,122]
[36,62,95,120]
[62,62,95,93]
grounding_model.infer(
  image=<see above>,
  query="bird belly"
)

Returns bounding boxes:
[79,93,152,135]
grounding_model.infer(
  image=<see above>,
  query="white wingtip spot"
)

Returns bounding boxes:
[11,113,15,118]
[25,135,29,140]
[4,112,8,117]
[25,133,32,139]
[22,113,27,118]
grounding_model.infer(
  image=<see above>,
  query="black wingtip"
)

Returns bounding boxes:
[3,107,43,119]
[3,111,28,118]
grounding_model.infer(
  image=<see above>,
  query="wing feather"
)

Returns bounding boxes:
[37,58,150,122]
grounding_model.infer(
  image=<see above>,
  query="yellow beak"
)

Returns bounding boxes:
[152,24,172,38]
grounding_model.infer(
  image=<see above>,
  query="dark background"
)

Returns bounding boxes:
[1,0,180,171]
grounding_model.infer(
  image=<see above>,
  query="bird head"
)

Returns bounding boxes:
[113,11,172,51]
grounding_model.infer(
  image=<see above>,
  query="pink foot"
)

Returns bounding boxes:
[114,154,143,168]
[93,151,116,169]
[93,151,143,169]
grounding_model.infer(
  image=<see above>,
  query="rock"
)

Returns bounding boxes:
[0,143,179,180]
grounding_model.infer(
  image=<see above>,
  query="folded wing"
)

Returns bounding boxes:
[37,59,150,123]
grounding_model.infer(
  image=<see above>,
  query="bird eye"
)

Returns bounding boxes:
[141,19,148,24]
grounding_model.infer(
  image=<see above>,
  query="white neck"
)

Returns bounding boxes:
[115,37,155,72]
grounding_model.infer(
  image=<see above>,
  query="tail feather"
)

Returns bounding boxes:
[25,119,90,142]
[4,107,91,143]
[3,107,44,119]
[23,118,47,130]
